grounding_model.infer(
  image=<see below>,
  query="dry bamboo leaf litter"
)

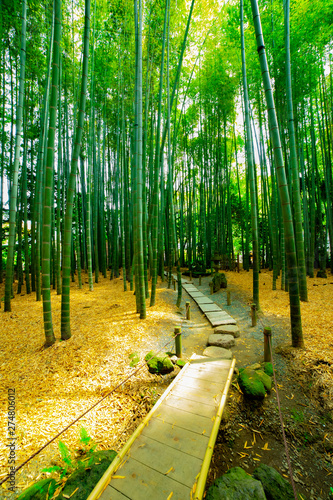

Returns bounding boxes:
[0,274,180,495]
[225,269,333,366]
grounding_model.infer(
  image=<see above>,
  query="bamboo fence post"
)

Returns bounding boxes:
[209,282,214,295]
[174,326,182,358]
[227,290,231,306]
[264,326,272,362]
[186,301,191,320]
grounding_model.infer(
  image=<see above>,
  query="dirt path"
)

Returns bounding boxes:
[171,273,333,500]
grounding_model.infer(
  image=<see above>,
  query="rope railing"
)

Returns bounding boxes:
[0,330,182,487]
[256,310,298,500]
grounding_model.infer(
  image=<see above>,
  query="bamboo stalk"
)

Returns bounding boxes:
[251,303,256,327]
[194,357,236,500]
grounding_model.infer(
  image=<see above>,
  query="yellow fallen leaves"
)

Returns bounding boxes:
[0,274,180,494]
[261,442,271,451]
[164,467,174,475]
[226,269,333,402]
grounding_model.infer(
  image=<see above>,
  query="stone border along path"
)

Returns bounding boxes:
[178,276,240,359]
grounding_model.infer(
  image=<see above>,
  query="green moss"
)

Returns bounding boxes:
[17,451,117,500]
[56,450,117,500]
[145,351,174,374]
[176,359,186,368]
[17,479,57,500]
[263,362,273,376]
[145,350,155,362]
[238,368,266,399]
[253,463,303,499]
[256,370,272,392]
[206,467,266,499]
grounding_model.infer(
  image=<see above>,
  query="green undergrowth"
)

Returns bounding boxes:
[17,428,117,500]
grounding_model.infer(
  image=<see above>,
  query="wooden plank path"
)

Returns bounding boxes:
[88,356,235,500]
[181,278,236,327]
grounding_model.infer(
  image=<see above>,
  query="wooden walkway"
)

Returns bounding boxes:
[181,281,236,327]
[88,355,235,500]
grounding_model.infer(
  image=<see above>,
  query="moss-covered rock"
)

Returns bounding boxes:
[18,451,117,500]
[256,370,272,392]
[238,368,266,399]
[55,450,117,500]
[17,479,57,500]
[253,464,302,500]
[206,467,267,499]
[176,359,186,368]
[145,351,174,374]
[263,362,273,376]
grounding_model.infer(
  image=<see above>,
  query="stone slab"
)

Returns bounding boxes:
[188,291,205,298]
[203,346,233,359]
[205,312,236,327]
[198,303,222,313]
[208,333,235,349]
[214,324,240,337]
[194,297,214,305]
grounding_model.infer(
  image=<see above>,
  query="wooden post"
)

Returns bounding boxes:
[227,290,231,306]
[173,278,176,290]
[186,301,191,320]
[251,303,256,327]
[199,275,202,286]
[263,326,272,362]
[209,282,213,295]
[237,253,240,272]
[174,326,182,358]
[190,271,192,281]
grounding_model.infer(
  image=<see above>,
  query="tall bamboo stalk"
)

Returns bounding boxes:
[250,0,303,347]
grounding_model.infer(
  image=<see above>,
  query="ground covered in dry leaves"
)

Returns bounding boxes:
[0,275,182,498]
[207,269,333,500]
[1,269,333,499]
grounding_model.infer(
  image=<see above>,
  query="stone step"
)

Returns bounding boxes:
[214,324,240,338]
[208,333,235,349]
[202,346,233,359]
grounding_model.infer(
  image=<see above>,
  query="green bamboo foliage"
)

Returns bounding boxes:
[250,0,303,347]
[61,0,90,340]
[284,0,307,302]
[41,0,62,346]
[240,0,259,310]
[4,0,27,312]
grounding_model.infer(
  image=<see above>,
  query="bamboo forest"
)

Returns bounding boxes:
[1,0,333,498]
